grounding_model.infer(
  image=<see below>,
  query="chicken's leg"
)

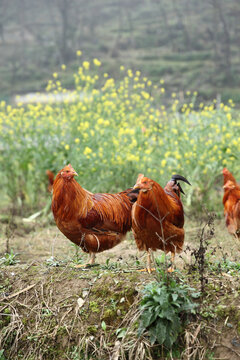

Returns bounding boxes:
[89,252,96,265]
[147,250,153,273]
[138,250,155,273]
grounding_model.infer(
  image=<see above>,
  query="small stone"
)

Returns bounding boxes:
[77,297,85,308]
[82,290,88,298]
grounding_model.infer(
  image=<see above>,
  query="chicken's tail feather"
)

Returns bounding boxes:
[46,170,55,193]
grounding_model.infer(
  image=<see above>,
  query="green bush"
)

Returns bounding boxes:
[138,271,199,348]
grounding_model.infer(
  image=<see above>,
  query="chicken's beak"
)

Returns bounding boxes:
[133,183,149,193]
[133,183,140,189]
[73,171,78,177]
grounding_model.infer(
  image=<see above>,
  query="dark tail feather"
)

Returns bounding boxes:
[171,174,191,186]
[125,188,140,203]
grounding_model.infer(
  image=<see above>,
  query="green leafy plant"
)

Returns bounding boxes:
[101,320,107,331]
[45,256,61,267]
[211,258,240,275]
[101,258,119,270]
[116,327,127,339]
[0,350,6,360]
[138,271,199,349]
[70,244,84,265]
[0,249,19,266]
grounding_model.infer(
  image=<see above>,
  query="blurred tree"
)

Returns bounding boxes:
[211,0,232,82]
[0,0,239,99]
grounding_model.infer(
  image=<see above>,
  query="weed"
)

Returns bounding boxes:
[101,320,107,331]
[69,244,85,266]
[187,211,216,293]
[211,258,240,275]
[116,327,127,339]
[45,256,61,267]
[89,301,100,313]
[0,350,6,360]
[101,258,120,270]
[0,249,19,266]
[205,351,216,360]
[138,269,199,348]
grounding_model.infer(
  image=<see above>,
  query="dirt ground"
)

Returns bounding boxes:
[0,213,238,268]
[1,214,240,359]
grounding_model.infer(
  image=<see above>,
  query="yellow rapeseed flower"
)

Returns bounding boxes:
[97,118,104,125]
[93,58,101,66]
[83,61,90,70]
[127,69,133,78]
[76,50,82,56]
[84,146,92,156]
[141,91,150,100]
[161,159,166,167]
[226,113,232,121]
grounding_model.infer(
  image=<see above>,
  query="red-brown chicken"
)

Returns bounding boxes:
[130,173,191,273]
[51,164,137,265]
[46,170,55,193]
[222,168,240,239]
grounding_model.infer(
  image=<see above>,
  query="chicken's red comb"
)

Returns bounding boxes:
[222,168,229,174]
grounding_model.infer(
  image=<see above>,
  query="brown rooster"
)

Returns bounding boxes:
[222,168,240,239]
[130,173,191,273]
[51,164,138,265]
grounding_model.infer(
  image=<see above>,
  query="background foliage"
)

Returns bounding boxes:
[0,55,239,214]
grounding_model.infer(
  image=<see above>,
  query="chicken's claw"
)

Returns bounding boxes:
[137,267,156,273]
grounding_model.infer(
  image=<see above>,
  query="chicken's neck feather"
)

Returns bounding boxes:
[52,176,93,219]
[223,171,237,185]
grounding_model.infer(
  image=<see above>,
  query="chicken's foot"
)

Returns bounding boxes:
[75,252,96,268]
